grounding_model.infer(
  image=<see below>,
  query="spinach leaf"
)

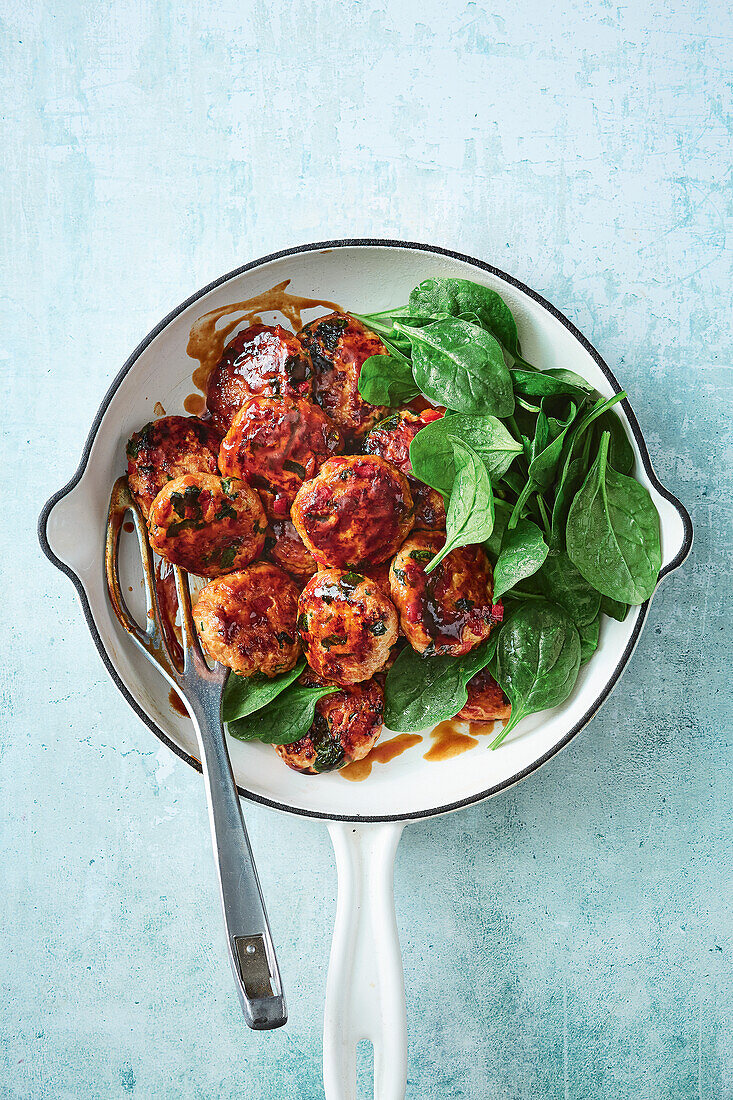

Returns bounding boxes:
[511,367,594,401]
[384,635,499,732]
[592,408,635,475]
[424,439,495,575]
[227,678,339,745]
[409,412,522,496]
[358,354,420,406]
[395,319,515,417]
[535,549,602,627]
[484,501,511,558]
[408,277,521,358]
[490,601,581,748]
[600,594,629,622]
[527,400,579,491]
[493,519,548,600]
[566,432,661,604]
[579,614,600,664]
[222,660,307,723]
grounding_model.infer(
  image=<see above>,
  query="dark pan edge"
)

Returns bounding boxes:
[38,237,693,822]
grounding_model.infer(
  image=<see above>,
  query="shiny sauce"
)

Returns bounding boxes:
[340,733,423,782]
[186,279,343,393]
[168,688,189,718]
[183,392,207,416]
[153,401,166,417]
[423,720,478,762]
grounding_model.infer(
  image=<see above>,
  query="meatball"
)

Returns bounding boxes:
[455,667,512,723]
[265,518,317,580]
[195,563,300,676]
[291,455,414,569]
[219,395,342,520]
[298,312,388,438]
[126,415,220,518]
[206,324,313,434]
[147,473,266,577]
[275,671,384,773]
[297,569,398,685]
[390,530,498,656]
[363,408,447,530]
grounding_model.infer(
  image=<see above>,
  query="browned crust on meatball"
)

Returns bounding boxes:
[390,530,496,656]
[363,409,447,530]
[194,563,301,676]
[206,324,313,434]
[455,667,512,722]
[275,672,384,773]
[126,416,221,518]
[219,395,342,520]
[297,569,398,685]
[291,455,415,569]
[147,473,266,577]
[298,312,388,438]
[264,518,317,581]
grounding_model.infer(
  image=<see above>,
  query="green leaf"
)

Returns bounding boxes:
[579,614,600,664]
[424,439,495,575]
[490,601,581,747]
[527,400,579,491]
[600,594,630,622]
[358,354,420,406]
[511,367,594,401]
[535,549,602,628]
[222,660,306,723]
[383,635,499,732]
[493,519,549,600]
[408,277,521,358]
[228,678,339,745]
[409,412,522,497]
[395,319,515,417]
[566,433,661,604]
[592,408,635,475]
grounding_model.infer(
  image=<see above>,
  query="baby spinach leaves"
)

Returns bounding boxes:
[384,635,498,732]
[566,432,661,604]
[490,602,581,748]
[394,319,515,417]
[222,660,306,723]
[409,412,522,496]
[492,519,548,600]
[424,440,495,574]
[407,277,521,359]
[358,354,420,406]
[228,678,339,745]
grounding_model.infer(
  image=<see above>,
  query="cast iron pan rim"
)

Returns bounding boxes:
[38,237,693,822]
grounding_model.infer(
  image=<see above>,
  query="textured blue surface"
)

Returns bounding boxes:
[2,1,731,1097]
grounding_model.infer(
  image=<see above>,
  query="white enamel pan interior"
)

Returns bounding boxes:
[40,240,692,1100]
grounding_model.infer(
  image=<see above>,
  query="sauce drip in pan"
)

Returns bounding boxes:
[423,720,478,762]
[168,688,189,718]
[183,392,206,416]
[186,279,342,393]
[340,733,423,782]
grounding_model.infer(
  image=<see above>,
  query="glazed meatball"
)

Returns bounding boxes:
[126,415,220,518]
[265,518,317,581]
[147,473,266,577]
[206,324,313,434]
[291,455,414,569]
[297,569,398,685]
[363,408,447,530]
[390,530,499,656]
[195,563,300,676]
[275,671,384,773]
[219,395,342,520]
[298,312,388,438]
[455,667,512,723]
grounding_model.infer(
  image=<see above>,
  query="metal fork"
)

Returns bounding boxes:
[105,477,287,1030]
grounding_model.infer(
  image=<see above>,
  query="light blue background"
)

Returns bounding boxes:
[2,1,731,1097]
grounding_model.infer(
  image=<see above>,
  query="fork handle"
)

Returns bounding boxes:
[187,692,287,1030]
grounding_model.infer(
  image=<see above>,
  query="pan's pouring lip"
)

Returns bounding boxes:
[38,237,693,823]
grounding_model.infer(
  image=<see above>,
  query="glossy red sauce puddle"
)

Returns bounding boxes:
[123,521,134,533]
[168,688,189,718]
[340,733,423,782]
[183,392,207,416]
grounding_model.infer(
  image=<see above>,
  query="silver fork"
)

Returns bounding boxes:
[105,477,287,1030]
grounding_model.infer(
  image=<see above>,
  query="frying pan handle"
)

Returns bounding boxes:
[324,821,407,1100]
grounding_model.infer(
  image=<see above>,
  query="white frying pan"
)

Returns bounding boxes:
[39,240,692,1100]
